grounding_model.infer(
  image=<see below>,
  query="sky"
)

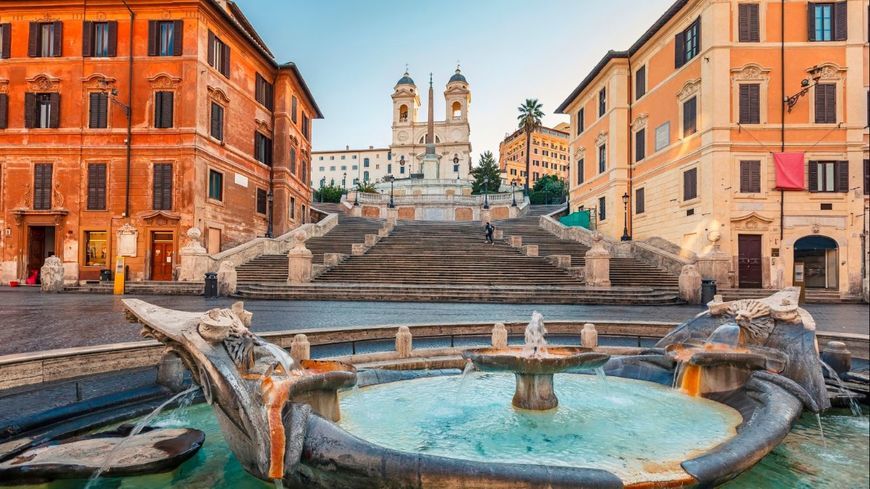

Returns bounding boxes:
[235,0,674,161]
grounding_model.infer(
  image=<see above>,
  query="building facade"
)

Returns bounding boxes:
[498,122,570,187]
[0,0,321,284]
[312,67,473,187]
[557,0,869,298]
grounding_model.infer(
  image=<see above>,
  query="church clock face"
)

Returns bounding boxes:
[397,130,409,142]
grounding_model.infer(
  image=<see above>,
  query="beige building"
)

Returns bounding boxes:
[499,123,570,187]
[557,0,869,299]
[312,146,392,189]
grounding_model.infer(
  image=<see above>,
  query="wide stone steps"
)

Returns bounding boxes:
[718,288,863,304]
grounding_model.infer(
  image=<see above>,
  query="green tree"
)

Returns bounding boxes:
[532,174,566,194]
[470,151,502,195]
[517,98,544,195]
[313,184,344,203]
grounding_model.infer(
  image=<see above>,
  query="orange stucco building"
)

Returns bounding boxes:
[0,0,321,284]
[557,0,869,298]
[498,122,570,187]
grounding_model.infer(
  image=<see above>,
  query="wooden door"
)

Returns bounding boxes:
[27,227,46,275]
[738,234,762,288]
[150,233,174,281]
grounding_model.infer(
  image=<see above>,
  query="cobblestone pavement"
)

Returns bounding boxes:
[0,288,866,356]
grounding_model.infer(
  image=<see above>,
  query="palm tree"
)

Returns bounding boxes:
[517,99,544,195]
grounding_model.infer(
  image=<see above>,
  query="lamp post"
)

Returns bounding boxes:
[265,191,274,238]
[342,172,346,193]
[353,179,359,207]
[319,177,325,203]
[483,176,490,210]
[511,180,518,207]
[784,66,824,113]
[387,175,395,208]
[620,192,631,241]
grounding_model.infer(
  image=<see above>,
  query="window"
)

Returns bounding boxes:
[210,102,224,141]
[257,188,268,215]
[865,159,869,195]
[576,158,584,185]
[808,2,847,41]
[290,196,296,220]
[635,128,646,162]
[655,122,670,151]
[809,160,848,192]
[364,158,370,168]
[33,163,52,210]
[739,160,761,193]
[453,163,459,172]
[0,23,10,59]
[683,96,697,136]
[152,163,173,210]
[302,113,310,139]
[738,4,760,42]
[598,197,606,221]
[364,170,370,181]
[208,169,223,201]
[387,163,392,174]
[25,93,59,129]
[738,84,760,124]
[814,83,836,123]
[29,21,62,57]
[255,74,273,110]
[598,144,606,173]
[89,92,108,129]
[635,188,645,214]
[84,231,108,267]
[683,167,698,200]
[400,166,406,174]
[83,21,117,57]
[208,31,230,78]
[87,163,107,210]
[635,66,646,100]
[598,87,606,117]
[675,17,701,68]
[291,96,298,124]
[148,21,182,56]
[255,132,273,166]
[154,91,174,128]
[301,158,307,184]
[290,148,297,174]
[0,93,7,129]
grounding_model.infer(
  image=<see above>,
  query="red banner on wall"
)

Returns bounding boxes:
[774,152,805,190]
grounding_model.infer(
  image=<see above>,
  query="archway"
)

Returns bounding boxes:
[452,101,462,119]
[794,235,838,289]
[399,105,408,122]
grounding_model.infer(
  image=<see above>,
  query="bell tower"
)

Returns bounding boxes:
[391,69,419,127]
[444,65,470,122]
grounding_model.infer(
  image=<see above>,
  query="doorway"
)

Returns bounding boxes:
[794,236,838,289]
[150,232,175,281]
[738,234,763,288]
[27,226,56,281]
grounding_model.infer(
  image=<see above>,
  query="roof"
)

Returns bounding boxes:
[555,0,690,113]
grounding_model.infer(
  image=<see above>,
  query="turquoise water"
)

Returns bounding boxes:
[7,375,869,488]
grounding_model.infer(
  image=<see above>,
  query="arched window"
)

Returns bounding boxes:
[399,105,408,122]
[452,101,462,119]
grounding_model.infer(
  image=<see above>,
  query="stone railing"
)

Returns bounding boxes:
[178,213,339,282]
[349,191,525,207]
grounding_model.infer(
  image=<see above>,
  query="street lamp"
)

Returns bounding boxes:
[319,177,326,203]
[620,192,631,241]
[342,172,347,192]
[511,180,518,207]
[265,191,274,238]
[784,65,824,113]
[387,175,395,208]
[483,176,490,209]
[353,179,359,207]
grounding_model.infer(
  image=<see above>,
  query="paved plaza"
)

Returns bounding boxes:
[0,288,866,356]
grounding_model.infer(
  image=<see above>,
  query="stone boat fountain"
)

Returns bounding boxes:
[462,311,609,410]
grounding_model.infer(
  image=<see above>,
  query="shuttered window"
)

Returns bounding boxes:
[208,169,223,201]
[210,102,224,141]
[154,91,174,128]
[33,163,53,210]
[83,21,117,57]
[28,22,62,57]
[291,96,298,124]
[152,163,173,210]
[635,66,646,100]
[207,31,230,78]
[0,23,11,59]
[739,160,761,193]
[863,159,869,195]
[576,158,584,184]
[257,188,268,215]
[302,113,310,139]
[635,188,645,214]
[148,20,183,56]
[598,145,606,173]
[808,161,848,192]
[683,96,697,136]
[635,128,646,162]
[255,132,273,166]
[675,17,701,68]
[87,163,107,210]
[814,83,836,123]
[738,4,760,42]
[577,108,584,134]
[301,158,308,186]
[808,2,847,41]
[89,92,109,128]
[683,168,698,201]
[598,88,606,117]
[0,93,8,129]
[289,148,297,174]
[738,84,761,124]
[255,74,274,110]
[598,197,606,222]
[25,93,60,129]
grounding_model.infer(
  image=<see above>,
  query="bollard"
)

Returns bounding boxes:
[365,234,378,246]
[290,334,311,363]
[492,322,508,349]
[352,243,366,256]
[396,326,413,358]
[581,323,598,348]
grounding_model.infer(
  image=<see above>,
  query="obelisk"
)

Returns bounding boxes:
[422,73,439,179]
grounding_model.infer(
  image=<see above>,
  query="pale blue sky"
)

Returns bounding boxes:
[235,0,673,160]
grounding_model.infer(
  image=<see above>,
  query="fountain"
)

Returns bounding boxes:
[461,311,610,410]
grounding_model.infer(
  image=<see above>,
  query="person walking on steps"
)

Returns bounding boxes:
[485,222,495,245]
